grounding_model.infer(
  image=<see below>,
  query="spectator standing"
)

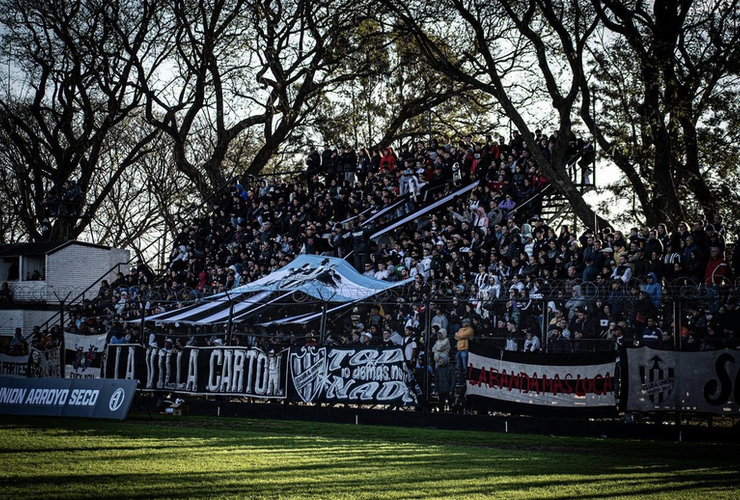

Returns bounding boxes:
[0,282,12,303]
[705,246,730,314]
[454,318,474,382]
[432,329,450,363]
[434,354,456,412]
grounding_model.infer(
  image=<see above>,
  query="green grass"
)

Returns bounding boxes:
[1,414,738,500]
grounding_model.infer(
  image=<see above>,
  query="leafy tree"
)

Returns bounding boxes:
[382,0,610,229]
[585,0,740,227]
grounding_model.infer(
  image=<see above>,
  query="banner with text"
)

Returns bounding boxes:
[288,346,417,405]
[466,343,617,410]
[28,346,61,378]
[64,332,108,379]
[624,347,740,415]
[105,344,287,399]
[0,376,137,419]
[0,354,28,378]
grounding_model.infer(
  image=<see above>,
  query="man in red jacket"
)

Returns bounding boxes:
[705,247,730,313]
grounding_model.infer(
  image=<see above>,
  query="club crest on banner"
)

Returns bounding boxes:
[271,259,343,290]
[639,355,676,404]
[290,347,327,403]
[73,345,98,374]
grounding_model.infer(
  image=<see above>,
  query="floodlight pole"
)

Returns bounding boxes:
[53,291,72,378]
[319,301,328,345]
[423,295,432,407]
[224,290,235,346]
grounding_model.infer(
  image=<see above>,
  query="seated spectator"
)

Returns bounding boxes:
[655,330,675,350]
[550,326,572,353]
[9,328,27,354]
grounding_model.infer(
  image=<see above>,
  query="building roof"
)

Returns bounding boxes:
[0,240,113,258]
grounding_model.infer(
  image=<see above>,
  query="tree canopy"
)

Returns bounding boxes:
[1,0,738,244]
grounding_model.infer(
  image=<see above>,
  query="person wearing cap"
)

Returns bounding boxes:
[640,317,662,348]
[360,331,373,347]
[612,323,630,348]
[434,354,456,412]
[454,318,474,382]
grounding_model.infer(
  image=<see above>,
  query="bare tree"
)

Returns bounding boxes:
[0,0,162,242]
[126,0,381,195]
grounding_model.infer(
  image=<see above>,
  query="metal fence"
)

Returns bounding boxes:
[77,275,739,359]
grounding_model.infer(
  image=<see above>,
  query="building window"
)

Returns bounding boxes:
[1,257,20,281]
[22,256,45,281]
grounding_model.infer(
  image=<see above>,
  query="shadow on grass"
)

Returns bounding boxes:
[2,416,740,499]
[3,468,739,500]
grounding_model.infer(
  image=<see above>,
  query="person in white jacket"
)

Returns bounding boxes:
[523,329,541,353]
[432,329,450,364]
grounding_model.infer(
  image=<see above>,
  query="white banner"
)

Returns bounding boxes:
[0,354,28,378]
[625,347,740,415]
[64,332,109,379]
[467,351,616,407]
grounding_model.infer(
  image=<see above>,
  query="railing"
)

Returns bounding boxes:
[49,277,739,356]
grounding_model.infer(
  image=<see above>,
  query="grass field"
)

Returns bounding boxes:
[1,414,739,500]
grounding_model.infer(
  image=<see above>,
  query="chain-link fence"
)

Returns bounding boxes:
[44,274,738,362]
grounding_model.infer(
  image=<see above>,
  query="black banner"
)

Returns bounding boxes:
[288,346,417,405]
[105,344,287,399]
[0,376,137,419]
[624,347,740,415]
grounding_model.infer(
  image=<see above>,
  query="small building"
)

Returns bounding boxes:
[0,241,129,337]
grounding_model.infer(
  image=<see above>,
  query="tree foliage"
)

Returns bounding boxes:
[586,0,740,227]
[1,0,739,246]
[380,0,609,229]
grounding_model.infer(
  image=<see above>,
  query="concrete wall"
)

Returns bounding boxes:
[46,245,129,302]
[0,309,56,337]
[0,243,130,335]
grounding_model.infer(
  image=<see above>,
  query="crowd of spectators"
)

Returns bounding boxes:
[9,131,740,368]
